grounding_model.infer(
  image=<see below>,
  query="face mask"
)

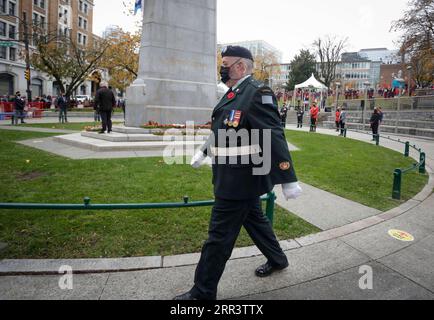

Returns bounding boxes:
[220,58,242,84]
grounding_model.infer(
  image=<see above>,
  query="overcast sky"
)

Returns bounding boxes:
[93,0,408,62]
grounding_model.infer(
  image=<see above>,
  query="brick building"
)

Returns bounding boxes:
[0,0,102,99]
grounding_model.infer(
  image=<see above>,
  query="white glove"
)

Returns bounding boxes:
[191,151,207,169]
[282,182,303,200]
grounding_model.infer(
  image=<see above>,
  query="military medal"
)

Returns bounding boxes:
[232,111,242,128]
[227,92,235,100]
[227,110,236,127]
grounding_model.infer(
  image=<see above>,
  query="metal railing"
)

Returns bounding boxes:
[0,192,277,224]
[341,128,427,200]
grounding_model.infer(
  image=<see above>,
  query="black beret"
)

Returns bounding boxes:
[221,45,254,62]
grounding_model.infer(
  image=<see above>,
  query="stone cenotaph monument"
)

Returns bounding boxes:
[125,0,217,127]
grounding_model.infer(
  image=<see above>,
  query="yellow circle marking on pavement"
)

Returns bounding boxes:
[388,229,415,242]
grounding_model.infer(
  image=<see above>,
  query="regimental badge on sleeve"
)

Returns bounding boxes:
[279,162,291,171]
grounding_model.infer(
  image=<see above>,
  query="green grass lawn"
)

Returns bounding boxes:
[0,130,319,259]
[0,129,428,259]
[285,130,428,211]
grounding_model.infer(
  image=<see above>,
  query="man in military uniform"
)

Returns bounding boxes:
[174,46,302,301]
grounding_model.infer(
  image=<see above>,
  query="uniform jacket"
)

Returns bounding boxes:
[56,96,68,110]
[95,87,116,112]
[203,76,298,200]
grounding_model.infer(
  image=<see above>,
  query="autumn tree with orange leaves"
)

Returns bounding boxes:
[100,29,140,92]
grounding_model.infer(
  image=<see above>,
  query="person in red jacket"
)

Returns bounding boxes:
[335,107,341,132]
[309,102,320,132]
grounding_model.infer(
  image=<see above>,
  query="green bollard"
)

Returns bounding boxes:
[419,153,426,174]
[392,169,402,200]
[344,128,347,138]
[84,197,91,207]
[265,192,276,225]
[375,134,380,146]
[404,142,410,157]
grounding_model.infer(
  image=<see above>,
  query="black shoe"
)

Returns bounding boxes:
[98,131,105,134]
[173,292,197,301]
[255,262,288,278]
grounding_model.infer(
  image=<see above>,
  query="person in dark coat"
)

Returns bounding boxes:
[94,81,116,134]
[280,105,288,128]
[296,107,304,128]
[174,46,302,301]
[370,108,381,141]
[56,92,68,123]
[13,91,26,125]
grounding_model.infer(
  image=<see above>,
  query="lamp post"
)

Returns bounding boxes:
[394,78,405,134]
[362,81,370,131]
[335,81,341,112]
[406,65,413,97]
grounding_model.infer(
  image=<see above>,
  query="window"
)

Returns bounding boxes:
[8,1,15,15]
[8,24,15,39]
[0,46,6,59]
[83,19,87,30]
[0,21,6,37]
[0,0,6,14]
[40,0,45,9]
[84,3,88,14]
[78,33,82,43]
[78,17,82,28]
[83,35,87,46]
[9,47,15,61]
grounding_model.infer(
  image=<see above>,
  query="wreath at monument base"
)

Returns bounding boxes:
[142,121,211,130]
[84,125,103,132]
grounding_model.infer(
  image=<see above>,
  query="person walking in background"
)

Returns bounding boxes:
[377,106,384,134]
[280,104,288,128]
[335,107,341,132]
[370,108,381,141]
[309,102,319,132]
[95,81,116,134]
[56,92,68,124]
[339,106,347,136]
[296,107,304,128]
[13,91,26,125]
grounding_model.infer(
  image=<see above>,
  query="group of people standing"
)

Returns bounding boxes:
[335,107,347,136]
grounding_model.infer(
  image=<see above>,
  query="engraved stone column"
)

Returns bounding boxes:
[125,0,217,127]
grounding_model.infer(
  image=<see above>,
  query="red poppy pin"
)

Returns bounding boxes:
[227,92,235,100]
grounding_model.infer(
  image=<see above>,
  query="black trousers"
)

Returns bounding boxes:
[190,197,288,300]
[100,110,112,132]
[372,124,379,137]
[340,121,346,135]
[297,117,303,127]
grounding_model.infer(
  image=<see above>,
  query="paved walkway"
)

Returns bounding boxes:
[0,125,433,300]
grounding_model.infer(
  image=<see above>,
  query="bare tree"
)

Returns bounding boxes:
[30,25,109,100]
[313,36,348,88]
[391,0,434,87]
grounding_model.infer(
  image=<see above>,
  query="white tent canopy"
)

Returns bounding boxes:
[292,74,328,109]
[295,74,328,90]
